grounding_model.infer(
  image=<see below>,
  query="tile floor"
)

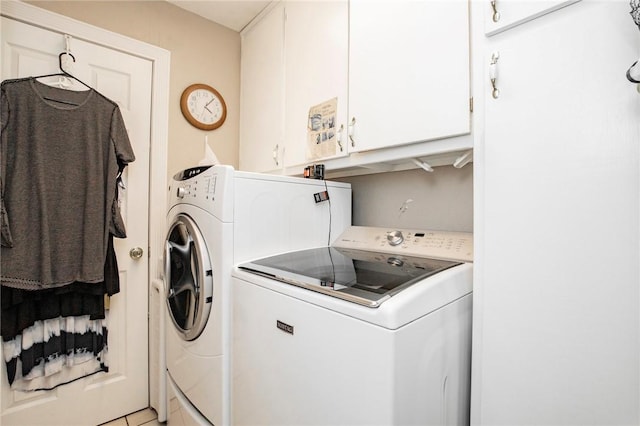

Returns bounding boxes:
[99,407,161,426]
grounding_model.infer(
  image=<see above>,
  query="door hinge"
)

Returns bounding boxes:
[469,97,474,113]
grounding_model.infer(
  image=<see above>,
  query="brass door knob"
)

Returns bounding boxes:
[129,247,144,260]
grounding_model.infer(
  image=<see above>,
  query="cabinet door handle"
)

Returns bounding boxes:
[490,0,500,23]
[348,117,356,147]
[336,124,344,152]
[272,144,279,166]
[490,52,500,99]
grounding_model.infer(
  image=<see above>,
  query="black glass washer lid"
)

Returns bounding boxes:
[238,247,460,308]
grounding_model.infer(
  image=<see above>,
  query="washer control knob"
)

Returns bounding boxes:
[176,186,186,199]
[386,230,404,246]
[387,257,404,267]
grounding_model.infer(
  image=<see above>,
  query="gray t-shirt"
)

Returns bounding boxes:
[1,78,135,290]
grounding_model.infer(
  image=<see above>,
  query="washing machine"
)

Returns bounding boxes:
[232,226,473,425]
[164,165,351,426]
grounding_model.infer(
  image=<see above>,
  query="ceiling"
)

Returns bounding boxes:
[166,0,271,32]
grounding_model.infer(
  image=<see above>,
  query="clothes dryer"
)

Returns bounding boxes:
[164,165,351,426]
[232,226,473,425]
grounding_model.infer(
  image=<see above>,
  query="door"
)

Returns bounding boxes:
[283,0,349,168]
[239,2,285,173]
[1,17,151,426]
[473,2,640,424]
[165,214,213,342]
[348,0,470,153]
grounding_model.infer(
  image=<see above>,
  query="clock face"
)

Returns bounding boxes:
[188,89,223,125]
[180,84,227,130]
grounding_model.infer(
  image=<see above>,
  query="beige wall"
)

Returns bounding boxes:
[28,0,241,181]
[336,165,473,232]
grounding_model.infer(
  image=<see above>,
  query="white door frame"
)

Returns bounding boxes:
[0,0,170,419]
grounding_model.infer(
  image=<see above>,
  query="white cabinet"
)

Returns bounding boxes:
[483,0,580,35]
[283,0,349,169]
[239,2,285,173]
[240,0,472,175]
[472,2,640,424]
[348,0,470,153]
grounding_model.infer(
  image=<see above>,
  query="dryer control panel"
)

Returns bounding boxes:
[333,226,473,262]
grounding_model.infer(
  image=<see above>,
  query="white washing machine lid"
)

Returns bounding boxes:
[238,247,460,308]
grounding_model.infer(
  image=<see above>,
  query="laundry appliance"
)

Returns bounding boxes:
[164,165,351,425]
[232,226,473,425]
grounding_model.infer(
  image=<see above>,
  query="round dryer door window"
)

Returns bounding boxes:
[165,214,213,341]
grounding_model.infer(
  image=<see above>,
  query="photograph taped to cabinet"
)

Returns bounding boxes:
[307,97,338,160]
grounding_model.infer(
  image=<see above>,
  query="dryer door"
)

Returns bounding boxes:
[165,213,213,341]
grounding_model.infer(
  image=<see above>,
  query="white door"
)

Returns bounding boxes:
[239,2,285,173]
[348,0,470,153]
[283,0,349,168]
[1,17,151,426]
[473,2,639,424]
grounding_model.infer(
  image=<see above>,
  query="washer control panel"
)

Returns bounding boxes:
[171,175,217,201]
[167,165,235,222]
[334,226,473,262]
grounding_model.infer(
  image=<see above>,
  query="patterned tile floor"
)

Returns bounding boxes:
[99,407,161,426]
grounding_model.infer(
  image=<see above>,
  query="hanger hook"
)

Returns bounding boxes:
[64,34,72,55]
[58,52,76,73]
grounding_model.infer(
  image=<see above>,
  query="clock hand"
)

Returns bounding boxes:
[204,105,213,114]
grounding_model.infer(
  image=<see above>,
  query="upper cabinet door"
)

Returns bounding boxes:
[283,0,349,169]
[348,0,470,153]
[483,0,581,36]
[240,3,285,173]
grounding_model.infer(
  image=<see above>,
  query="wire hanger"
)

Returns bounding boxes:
[627,0,640,83]
[34,52,92,89]
[31,35,96,106]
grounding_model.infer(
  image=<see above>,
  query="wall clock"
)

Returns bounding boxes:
[180,83,227,130]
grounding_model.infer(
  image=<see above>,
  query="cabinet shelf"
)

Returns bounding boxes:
[280,133,473,179]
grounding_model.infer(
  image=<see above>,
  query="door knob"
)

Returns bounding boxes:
[129,247,144,260]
